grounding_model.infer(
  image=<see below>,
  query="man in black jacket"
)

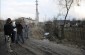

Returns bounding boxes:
[4,18,13,52]
[4,19,13,36]
[16,21,24,44]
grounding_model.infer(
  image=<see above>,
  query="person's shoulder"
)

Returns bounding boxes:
[4,23,8,26]
[20,24,22,26]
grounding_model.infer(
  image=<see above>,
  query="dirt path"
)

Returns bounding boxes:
[20,38,84,55]
[0,32,35,55]
[0,29,85,55]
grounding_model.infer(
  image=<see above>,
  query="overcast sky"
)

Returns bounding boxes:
[0,0,85,21]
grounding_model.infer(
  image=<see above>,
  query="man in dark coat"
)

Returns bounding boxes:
[4,18,13,52]
[4,19,13,36]
[16,21,24,43]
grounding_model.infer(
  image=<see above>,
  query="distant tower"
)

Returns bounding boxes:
[35,0,39,26]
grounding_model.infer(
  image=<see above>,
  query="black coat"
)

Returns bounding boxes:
[4,23,13,35]
[16,23,23,34]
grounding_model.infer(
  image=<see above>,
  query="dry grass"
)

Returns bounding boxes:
[31,26,44,40]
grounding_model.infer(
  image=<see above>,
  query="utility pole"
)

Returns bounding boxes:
[35,0,39,26]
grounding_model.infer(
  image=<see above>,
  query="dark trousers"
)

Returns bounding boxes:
[11,31,16,43]
[16,33,24,43]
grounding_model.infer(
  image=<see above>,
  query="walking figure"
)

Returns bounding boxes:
[12,21,17,43]
[4,18,13,52]
[16,21,24,44]
[23,24,29,39]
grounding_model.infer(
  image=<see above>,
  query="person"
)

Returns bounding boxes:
[25,25,29,39]
[12,21,17,43]
[4,18,13,52]
[23,24,29,39]
[16,21,24,44]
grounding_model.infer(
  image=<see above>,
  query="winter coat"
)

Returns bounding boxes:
[4,23,13,35]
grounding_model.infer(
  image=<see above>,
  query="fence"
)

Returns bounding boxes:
[64,27,85,46]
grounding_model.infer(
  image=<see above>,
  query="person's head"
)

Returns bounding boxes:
[6,18,12,24]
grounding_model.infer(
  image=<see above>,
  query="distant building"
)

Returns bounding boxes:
[53,20,70,27]
[17,17,35,24]
[25,17,35,24]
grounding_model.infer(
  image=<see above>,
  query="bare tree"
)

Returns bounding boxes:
[57,0,73,26]
[57,0,81,40]
[64,0,73,25]
[57,0,74,40]
[56,0,81,26]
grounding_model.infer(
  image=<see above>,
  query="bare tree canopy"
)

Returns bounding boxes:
[55,0,81,25]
